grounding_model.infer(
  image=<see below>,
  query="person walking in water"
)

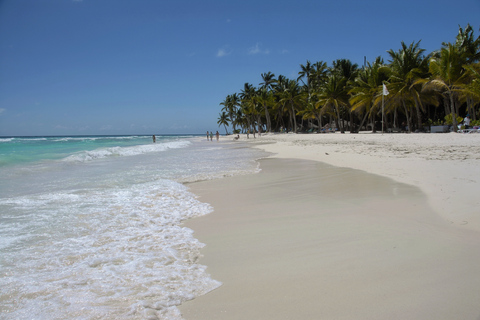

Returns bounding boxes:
[216,131,219,141]
[152,135,156,143]
[210,131,214,141]
[206,131,209,141]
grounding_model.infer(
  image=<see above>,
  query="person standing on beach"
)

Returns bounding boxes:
[152,135,156,143]
[464,115,471,129]
[210,131,213,141]
[206,131,209,140]
[215,131,219,141]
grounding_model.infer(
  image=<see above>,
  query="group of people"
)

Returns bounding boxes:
[206,131,220,141]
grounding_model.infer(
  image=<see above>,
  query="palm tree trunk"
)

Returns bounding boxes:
[467,97,475,121]
[334,105,344,133]
[403,100,412,133]
[450,92,458,132]
[315,115,322,133]
[264,104,271,132]
[291,101,297,133]
[394,108,398,128]
[229,110,236,133]
[444,96,449,118]
[349,110,355,133]
[257,115,262,136]
[414,98,423,132]
[358,111,369,132]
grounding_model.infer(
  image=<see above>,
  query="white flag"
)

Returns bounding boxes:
[382,84,389,96]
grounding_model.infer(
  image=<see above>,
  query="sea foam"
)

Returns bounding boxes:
[0,179,220,319]
[0,136,268,319]
[62,140,191,162]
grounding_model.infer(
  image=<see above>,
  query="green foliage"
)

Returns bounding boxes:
[218,24,480,134]
[444,114,463,125]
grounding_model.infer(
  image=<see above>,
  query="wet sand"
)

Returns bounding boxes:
[180,156,480,319]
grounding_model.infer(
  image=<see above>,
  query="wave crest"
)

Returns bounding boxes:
[62,140,191,162]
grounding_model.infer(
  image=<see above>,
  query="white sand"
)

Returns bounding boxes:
[251,132,480,231]
[180,132,480,319]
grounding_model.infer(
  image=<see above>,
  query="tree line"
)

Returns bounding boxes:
[217,24,480,134]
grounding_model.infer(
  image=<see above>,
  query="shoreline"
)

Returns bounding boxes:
[180,132,480,319]
[248,132,480,231]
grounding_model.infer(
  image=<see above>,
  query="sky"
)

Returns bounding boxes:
[0,0,479,136]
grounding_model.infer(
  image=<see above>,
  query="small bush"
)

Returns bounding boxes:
[444,114,463,125]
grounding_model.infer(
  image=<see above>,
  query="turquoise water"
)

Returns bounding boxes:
[0,135,268,319]
[0,135,172,166]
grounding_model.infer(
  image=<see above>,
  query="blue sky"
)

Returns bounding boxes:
[0,0,479,136]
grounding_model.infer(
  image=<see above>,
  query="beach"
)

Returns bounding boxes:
[180,132,480,319]
[0,136,268,319]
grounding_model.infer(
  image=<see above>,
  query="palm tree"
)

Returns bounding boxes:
[260,71,276,89]
[298,61,328,131]
[315,73,348,132]
[299,94,323,131]
[259,72,276,132]
[311,61,329,88]
[218,25,480,134]
[232,109,246,133]
[239,83,259,136]
[387,41,431,132]
[217,111,231,135]
[279,79,302,133]
[271,75,288,131]
[298,61,313,86]
[254,88,273,133]
[220,94,239,133]
[463,63,480,107]
[330,59,359,132]
[350,57,391,132]
[446,24,480,65]
[424,43,467,131]
[450,24,480,120]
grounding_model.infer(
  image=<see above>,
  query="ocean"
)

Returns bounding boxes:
[0,135,268,319]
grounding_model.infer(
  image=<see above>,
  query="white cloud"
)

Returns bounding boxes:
[216,46,232,57]
[248,43,269,55]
